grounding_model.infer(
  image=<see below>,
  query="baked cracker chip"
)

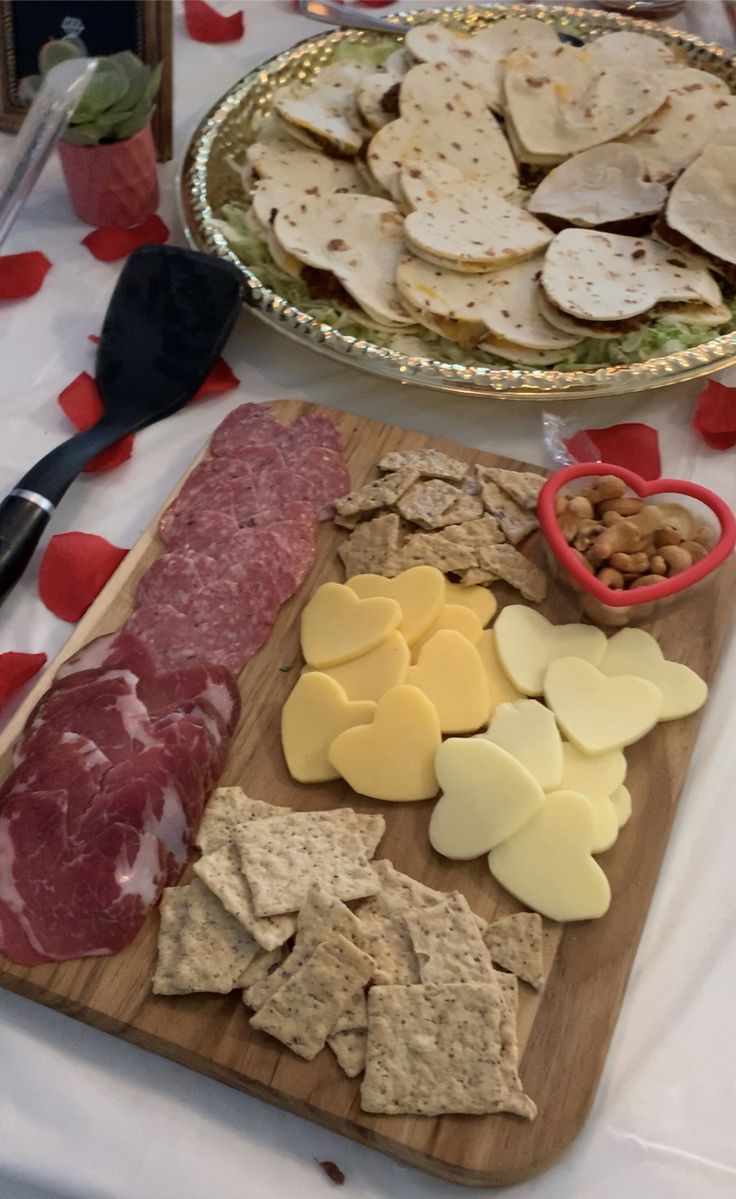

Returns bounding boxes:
[358,813,386,858]
[335,468,419,518]
[441,513,504,548]
[238,809,380,918]
[478,543,548,602]
[331,988,368,1034]
[153,880,261,996]
[378,449,468,482]
[250,932,374,1061]
[406,892,500,988]
[355,860,451,985]
[396,479,463,529]
[194,844,297,951]
[328,1028,367,1078]
[196,789,281,855]
[476,471,540,544]
[389,531,477,575]
[361,983,536,1118]
[484,467,547,512]
[338,513,401,578]
[236,946,285,989]
[438,491,484,526]
[459,567,499,586]
[152,887,189,996]
[484,911,545,990]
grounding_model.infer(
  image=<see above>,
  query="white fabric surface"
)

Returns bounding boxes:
[1,2,735,1196]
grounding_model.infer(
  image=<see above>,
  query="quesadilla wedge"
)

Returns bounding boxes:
[623,68,736,182]
[273,62,370,157]
[528,144,667,228]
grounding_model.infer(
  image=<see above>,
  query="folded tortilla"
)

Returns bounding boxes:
[273,62,370,157]
[622,68,736,182]
[356,50,407,131]
[665,143,736,277]
[528,144,667,228]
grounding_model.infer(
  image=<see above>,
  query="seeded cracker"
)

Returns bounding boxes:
[194,844,297,951]
[476,471,540,544]
[355,860,452,985]
[479,544,548,603]
[396,479,462,529]
[195,789,281,854]
[331,988,368,1034]
[335,468,419,518]
[250,933,375,1060]
[328,1029,368,1078]
[440,513,504,548]
[358,813,386,858]
[378,449,468,483]
[389,531,476,575]
[153,879,261,996]
[361,983,536,1118]
[338,512,400,578]
[236,947,284,989]
[406,892,500,988]
[459,568,499,586]
[484,911,545,990]
[484,467,547,512]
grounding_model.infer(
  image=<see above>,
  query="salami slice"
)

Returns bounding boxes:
[210,403,283,456]
[244,501,316,532]
[190,576,277,674]
[282,410,342,454]
[125,604,203,671]
[221,528,299,601]
[160,509,240,557]
[135,550,220,610]
[221,444,286,474]
[256,520,316,589]
[291,445,351,520]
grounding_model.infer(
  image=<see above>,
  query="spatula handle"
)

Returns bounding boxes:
[0,492,52,601]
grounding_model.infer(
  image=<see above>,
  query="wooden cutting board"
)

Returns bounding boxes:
[1,401,732,1188]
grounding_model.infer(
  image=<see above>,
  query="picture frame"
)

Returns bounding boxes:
[0,0,173,161]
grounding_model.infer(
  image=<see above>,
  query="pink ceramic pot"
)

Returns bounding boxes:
[58,124,159,227]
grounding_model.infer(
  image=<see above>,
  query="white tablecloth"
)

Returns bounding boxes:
[1,3,735,1196]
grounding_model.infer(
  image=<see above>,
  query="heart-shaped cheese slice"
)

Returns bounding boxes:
[430,737,543,859]
[347,565,445,646]
[544,657,662,755]
[444,580,497,627]
[301,582,401,669]
[557,740,626,853]
[305,631,409,702]
[281,672,377,783]
[475,630,523,716]
[407,629,490,734]
[488,791,611,921]
[599,627,707,721]
[495,605,607,696]
[610,784,632,829]
[410,603,483,662]
[328,684,441,801]
[481,699,563,791]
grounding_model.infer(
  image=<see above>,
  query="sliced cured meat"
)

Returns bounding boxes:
[190,576,276,674]
[282,410,342,453]
[154,709,226,800]
[244,501,316,532]
[1,733,109,809]
[159,509,240,557]
[158,480,238,541]
[135,550,220,610]
[124,605,202,671]
[57,630,157,684]
[137,661,241,738]
[221,444,285,473]
[221,528,299,602]
[291,445,351,520]
[56,632,117,679]
[210,403,283,456]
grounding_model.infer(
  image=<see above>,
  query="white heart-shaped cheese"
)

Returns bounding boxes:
[599,627,707,721]
[495,605,607,696]
[557,740,626,853]
[430,737,543,860]
[610,784,632,829]
[480,699,563,791]
[544,657,662,755]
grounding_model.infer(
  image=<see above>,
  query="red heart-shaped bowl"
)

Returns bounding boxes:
[538,463,736,625]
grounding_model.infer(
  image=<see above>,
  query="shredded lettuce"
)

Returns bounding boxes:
[332,39,398,68]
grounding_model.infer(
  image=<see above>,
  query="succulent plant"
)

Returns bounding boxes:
[22,38,162,146]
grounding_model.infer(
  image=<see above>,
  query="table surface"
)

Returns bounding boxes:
[1,3,735,1198]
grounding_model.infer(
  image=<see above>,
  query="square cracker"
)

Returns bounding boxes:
[194,844,297,951]
[195,789,281,855]
[441,513,504,548]
[236,946,284,989]
[335,468,418,518]
[476,471,539,544]
[328,1029,367,1079]
[250,933,375,1061]
[378,449,468,483]
[396,479,462,529]
[483,467,546,512]
[406,892,499,989]
[355,861,456,986]
[361,983,536,1118]
[238,809,379,917]
[338,513,401,578]
[478,544,548,603]
[331,988,368,1034]
[389,531,477,576]
[484,912,545,991]
[152,880,261,996]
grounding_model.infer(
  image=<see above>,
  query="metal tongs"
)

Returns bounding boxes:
[297,0,410,35]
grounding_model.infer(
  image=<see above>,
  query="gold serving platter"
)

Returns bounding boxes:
[178,3,736,400]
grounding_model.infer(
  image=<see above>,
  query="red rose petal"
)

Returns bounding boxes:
[358,1,394,7]
[191,357,240,402]
[0,251,52,300]
[0,652,47,710]
[39,532,128,622]
[58,371,135,472]
[184,0,244,42]
[88,333,100,344]
[81,214,169,263]
[693,380,736,450]
[564,423,661,480]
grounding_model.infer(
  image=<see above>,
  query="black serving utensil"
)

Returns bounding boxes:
[0,244,243,605]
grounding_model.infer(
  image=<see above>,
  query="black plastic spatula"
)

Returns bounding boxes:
[0,244,243,604]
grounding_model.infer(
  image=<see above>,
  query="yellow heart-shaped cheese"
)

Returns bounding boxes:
[444,580,497,628]
[407,629,490,734]
[544,657,662,755]
[610,784,632,829]
[474,629,523,715]
[495,605,607,696]
[305,631,410,702]
[488,790,611,921]
[328,684,441,801]
[281,672,377,783]
[557,740,626,853]
[301,582,401,669]
[481,699,563,790]
[347,566,445,646]
[599,627,707,721]
[429,737,544,859]
[410,603,484,662]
